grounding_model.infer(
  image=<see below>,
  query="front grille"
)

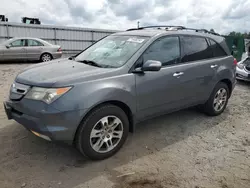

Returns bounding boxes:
[9,82,30,101]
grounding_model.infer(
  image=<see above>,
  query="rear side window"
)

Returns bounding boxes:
[181,36,213,62]
[143,36,180,66]
[209,39,227,57]
[28,39,44,46]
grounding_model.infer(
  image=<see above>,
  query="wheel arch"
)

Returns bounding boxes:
[73,100,135,145]
[40,52,53,61]
[219,79,233,97]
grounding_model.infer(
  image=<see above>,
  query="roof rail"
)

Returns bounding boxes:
[184,28,221,36]
[126,25,221,36]
[126,25,185,31]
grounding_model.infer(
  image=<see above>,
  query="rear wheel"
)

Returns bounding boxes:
[75,105,129,160]
[202,82,229,116]
[40,53,52,62]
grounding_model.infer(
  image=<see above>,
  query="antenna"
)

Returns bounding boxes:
[137,21,140,29]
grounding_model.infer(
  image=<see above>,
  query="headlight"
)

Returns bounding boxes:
[237,63,244,69]
[25,87,71,104]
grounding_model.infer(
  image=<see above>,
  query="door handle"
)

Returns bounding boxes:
[173,72,184,77]
[211,64,218,68]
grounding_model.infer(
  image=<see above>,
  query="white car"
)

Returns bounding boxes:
[236,53,250,81]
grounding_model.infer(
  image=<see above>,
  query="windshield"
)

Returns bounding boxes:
[75,35,149,68]
[0,38,15,45]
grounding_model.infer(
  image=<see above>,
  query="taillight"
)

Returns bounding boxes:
[58,47,62,52]
[233,58,238,65]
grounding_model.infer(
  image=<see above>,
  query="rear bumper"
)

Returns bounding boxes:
[4,99,87,144]
[51,52,62,59]
[236,67,250,81]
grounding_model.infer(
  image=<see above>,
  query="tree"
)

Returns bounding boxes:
[229,31,236,36]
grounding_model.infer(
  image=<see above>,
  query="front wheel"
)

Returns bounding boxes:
[75,105,129,160]
[203,82,229,116]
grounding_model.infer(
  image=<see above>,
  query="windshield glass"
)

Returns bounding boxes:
[75,35,149,68]
[0,38,15,45]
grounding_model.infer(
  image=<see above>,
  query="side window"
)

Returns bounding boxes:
[181,36,213,63]
[209,39,227,57]
[10,39,25,47]
[28,39,43,46]
[142,37,180,67]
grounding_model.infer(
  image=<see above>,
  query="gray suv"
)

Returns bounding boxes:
[4,26,236,160]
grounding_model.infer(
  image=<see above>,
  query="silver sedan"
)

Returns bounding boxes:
[0,37,62,62]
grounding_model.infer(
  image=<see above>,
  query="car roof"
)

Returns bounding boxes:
[113,29,224,42]
[7,37,53,45]
[10,37,44,41]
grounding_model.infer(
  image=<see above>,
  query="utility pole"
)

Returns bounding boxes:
[137,21,140,28]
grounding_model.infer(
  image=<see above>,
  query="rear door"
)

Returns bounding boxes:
[3,39,27,60]
[26,39,44,60]
[177,36,217,104]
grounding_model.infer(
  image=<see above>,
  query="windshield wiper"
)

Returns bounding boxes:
[76,60,102,68]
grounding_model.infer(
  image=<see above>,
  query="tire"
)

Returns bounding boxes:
[203,82,229,116]
[40,53,52,62]
[75,104,129,160]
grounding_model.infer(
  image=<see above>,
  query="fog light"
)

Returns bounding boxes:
[31,130,51,141]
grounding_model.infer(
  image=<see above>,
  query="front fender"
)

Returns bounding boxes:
[51,74,136,114]
[81,86,136,113]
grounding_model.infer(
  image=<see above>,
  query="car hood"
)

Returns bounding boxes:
[15,58,119,87]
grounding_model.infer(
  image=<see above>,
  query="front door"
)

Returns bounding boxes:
[134,36,187,120]
[3,39,27,60]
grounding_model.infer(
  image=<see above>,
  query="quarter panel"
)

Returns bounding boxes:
[206,56,235,97]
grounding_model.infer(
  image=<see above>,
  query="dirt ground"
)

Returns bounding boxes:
[0,63,250,188]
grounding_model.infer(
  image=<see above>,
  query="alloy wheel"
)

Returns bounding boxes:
[90,116,123,153]
[213,88,227,112]
[42,54,51,62]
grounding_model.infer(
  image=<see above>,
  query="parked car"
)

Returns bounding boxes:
[0,37,62,62]
[236,53,250,81]
[4,26,236,160]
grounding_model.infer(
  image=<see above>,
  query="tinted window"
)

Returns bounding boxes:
[209,39,227,57]
[143,37,180,66]
[10,39,25,47]
[28,39,43,46]
[181,36,213,62]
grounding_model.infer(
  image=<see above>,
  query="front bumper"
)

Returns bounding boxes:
[236,67,250,81]
[4,99,86,144]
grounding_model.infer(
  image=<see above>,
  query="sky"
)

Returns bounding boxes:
[1,0,250,34]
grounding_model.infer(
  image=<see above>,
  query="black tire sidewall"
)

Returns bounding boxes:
[76,105,129,160]
[205,82,229,116]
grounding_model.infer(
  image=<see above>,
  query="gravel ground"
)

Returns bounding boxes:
[0,63,250,188]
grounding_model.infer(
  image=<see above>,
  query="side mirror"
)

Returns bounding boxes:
[6,44,10,49]
[141,60,162,72]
